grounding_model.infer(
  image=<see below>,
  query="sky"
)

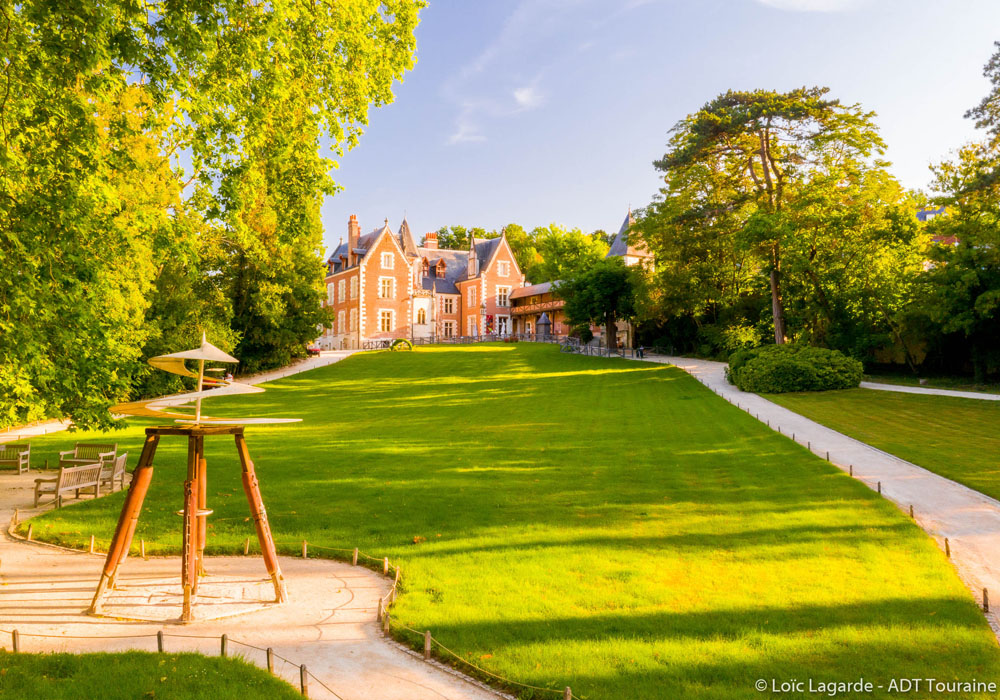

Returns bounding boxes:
[319,0,1000,256]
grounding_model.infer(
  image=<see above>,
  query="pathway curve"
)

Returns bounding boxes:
[0,474,503,700]
[649,354,1000,638]
[860,380,1000,401]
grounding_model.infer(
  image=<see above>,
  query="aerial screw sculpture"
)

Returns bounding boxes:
[88,334,300,622]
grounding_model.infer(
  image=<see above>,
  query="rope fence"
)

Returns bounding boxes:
[0,627,343,699]
[703,378,987,614]
[3,519,580,699]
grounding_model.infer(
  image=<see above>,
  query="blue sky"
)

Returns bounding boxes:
[319,0,1000,255]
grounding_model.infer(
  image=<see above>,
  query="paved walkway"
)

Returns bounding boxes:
[651,354,1000,637]
[861,380,1000,402]
[0,471,502,700]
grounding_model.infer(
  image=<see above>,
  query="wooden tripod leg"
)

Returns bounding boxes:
[89,433,158,614]
[181,435,199,620]
[196,436,208,578]
[235,431,287,603]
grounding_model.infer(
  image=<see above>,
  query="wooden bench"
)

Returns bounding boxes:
[0,443,30,473]
[34,463,103,507]
[59,443,117,469]
[99,453,129,494]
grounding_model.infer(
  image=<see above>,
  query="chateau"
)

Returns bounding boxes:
[317,216,526,349]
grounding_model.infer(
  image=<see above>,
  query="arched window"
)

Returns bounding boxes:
[417,308,426,324]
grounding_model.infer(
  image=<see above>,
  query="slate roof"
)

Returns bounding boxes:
[417,247,467,294]
[397,218,420,257]
[606,209,643,258]
[510,281,554,300]
[473,237,502,269]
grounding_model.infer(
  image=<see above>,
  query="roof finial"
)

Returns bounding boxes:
[384,217,389,226]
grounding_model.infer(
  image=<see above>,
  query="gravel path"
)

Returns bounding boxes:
[860,380,1000,401]
[650,354,1000,639]
[0,479,502,700]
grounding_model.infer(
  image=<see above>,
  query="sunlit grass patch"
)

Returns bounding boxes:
[19,344,1000,699]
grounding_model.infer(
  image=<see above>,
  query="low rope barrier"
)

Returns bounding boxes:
[0,627,343,698]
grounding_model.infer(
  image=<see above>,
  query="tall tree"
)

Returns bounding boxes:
[557,257,636,351]
[656,88,885,344]
[528,225,608,283]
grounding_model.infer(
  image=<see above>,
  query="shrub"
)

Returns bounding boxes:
[728,345,863,393]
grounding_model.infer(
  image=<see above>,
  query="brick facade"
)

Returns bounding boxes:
[317,217,526,349]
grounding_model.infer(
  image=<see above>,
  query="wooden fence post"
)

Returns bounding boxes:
[302,540,308,559]
[157,630,164,652]
[564,687,572,700]
[826,451,830,462]
[985,589,990,614]
[244,538,251,555]
[267,648,274,674]
[878,481,882,494]
[221,634,228,657]
[383,557,389,575]
[89,535,95,554]
[377,598,384,622]
[945,538,951,558]
[300,665,309,697]
[424,631,432,660]
[11,630,18,653]
[382,612,390,636]
[26,524,32,541]
[12,508,18,527]
[910,505,914,518]
[850,465,853,476]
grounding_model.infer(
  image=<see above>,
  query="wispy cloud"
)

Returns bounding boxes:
[513,85,544,110]
[442,0,640,145]
[755,0,864,11]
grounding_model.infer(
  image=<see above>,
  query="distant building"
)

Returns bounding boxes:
[317,216,526,349]
[509,282,571,336]
[603,209,652,348]
[917,206,958,248]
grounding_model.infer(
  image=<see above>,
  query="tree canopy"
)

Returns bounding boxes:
[0,0,422,428]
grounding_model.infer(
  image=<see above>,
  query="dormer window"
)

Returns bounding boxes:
[422,259,430,277]
[435,261,446,278]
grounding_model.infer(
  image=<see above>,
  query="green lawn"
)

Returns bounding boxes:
[16,345,1000,699]
[0,651,300,699]
[768,388,1000,502]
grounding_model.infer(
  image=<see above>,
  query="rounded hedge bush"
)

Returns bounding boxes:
[727,345,863,393]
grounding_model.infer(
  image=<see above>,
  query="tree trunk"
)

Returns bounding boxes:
[769,243,786,345]
[605,312,617,352]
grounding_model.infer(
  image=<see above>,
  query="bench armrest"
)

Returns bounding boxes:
[58,450,74,459]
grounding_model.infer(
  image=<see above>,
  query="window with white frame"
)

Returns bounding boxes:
[417,308,426,324]
[444,321,454,338]
[381,252,394,269]
[350,276,358,299]
[337,279,345,303]
[468,286,477,306]
[349,308,357,332]
[379,277,394,299]
[497,260,510,277]
[337,310,344,335]
[496,286,511,307]
[468,315,478,335]
[443,297,454,314]
[326,283,335,305]
[379,310,393,332]
[497,316,509,334]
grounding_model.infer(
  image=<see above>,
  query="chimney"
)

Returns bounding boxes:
[423,232,438,250]
[348,214,361,266]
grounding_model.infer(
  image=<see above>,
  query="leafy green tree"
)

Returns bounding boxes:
[557,257,636,350]
[920,142,1000,382]
[0,0,422,427]
[500,223,540,274]
[656,88,885,344]
[528,225,608,283]
[436,225,470,250]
